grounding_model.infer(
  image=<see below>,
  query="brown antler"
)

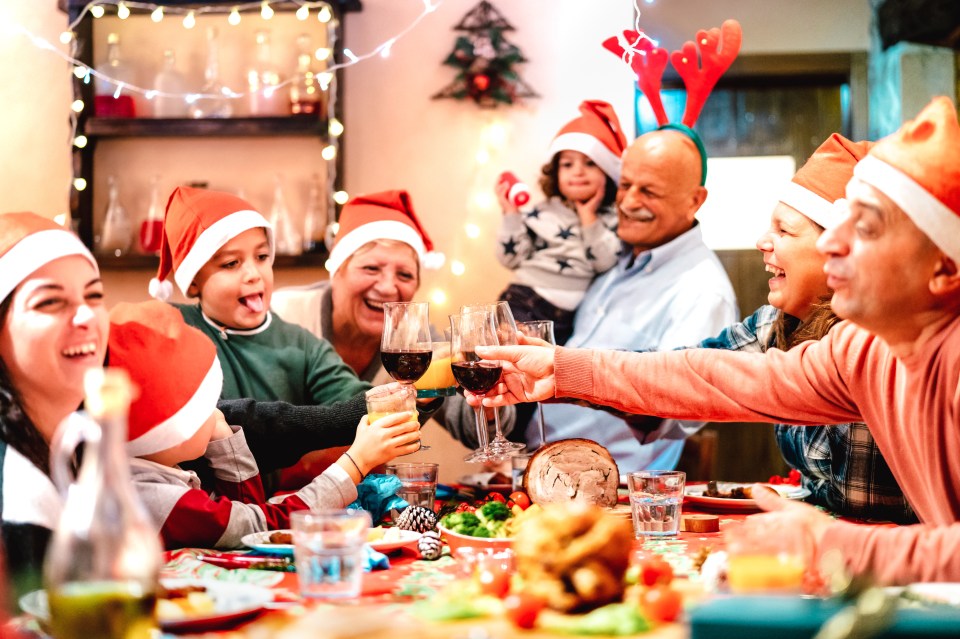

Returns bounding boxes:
[670,19,742,127]
[603,30,669,126]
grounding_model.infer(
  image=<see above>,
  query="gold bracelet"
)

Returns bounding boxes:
[343,452,366,481]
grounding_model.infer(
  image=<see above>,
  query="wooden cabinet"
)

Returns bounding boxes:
[58,0,362,268]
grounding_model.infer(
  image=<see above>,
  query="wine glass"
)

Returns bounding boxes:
[516,320,556,449]
[381,301,432,450]
[461,302,526,455]
[450,311,503,463]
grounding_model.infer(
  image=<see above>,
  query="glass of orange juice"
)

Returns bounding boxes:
[726,516,812,594]
[413,339,457,398]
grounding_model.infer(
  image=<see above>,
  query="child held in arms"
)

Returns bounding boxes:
[494,100,626,344]
[109,301,420,549]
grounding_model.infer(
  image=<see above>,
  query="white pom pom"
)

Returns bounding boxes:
[422,251,446,271]
[148,278,173,301]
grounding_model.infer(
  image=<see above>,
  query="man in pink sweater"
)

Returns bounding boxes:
[473,96,960,586]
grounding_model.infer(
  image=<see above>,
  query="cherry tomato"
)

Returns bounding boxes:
[455,502,476,513]
[639,557,674,586]
[487,492,507,503]
[768,475,783,485]
[503,592,545,629]
[508,491,531,510]
[640,585,683,623]
[787,469,802,485]
[477,567,511,598]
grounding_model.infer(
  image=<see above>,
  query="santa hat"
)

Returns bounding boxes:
[854,96,960,263]
[326,190,444,277]
[548,100,628,183]
[779,133,872,230]
[149,186,273,301]
[108,301,223,457]
[0,212,97,304]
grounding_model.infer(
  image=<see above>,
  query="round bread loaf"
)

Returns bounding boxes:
[524,438,619,508]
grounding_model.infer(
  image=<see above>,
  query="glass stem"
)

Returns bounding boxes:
[537,402,546,448]
[475,405,489,451]
[492,407,506,443]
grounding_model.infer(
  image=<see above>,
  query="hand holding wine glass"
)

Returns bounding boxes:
[381,301,432,449]
[450,311,503,463]
[516,320,556,449]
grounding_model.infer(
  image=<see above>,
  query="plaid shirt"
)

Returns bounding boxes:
[697,306,917,524]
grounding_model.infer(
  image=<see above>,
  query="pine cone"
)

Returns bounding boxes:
[418,530,443,560]
[395,506,438,533]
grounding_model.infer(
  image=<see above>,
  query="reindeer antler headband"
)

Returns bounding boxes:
[603,19,743,185]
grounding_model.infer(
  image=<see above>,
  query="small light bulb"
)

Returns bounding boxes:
[317,5,332,23]
[380,40,393,58]
[71,99,85,113]
[185,94,200,104]
[318,72,333,90]
[329,222,340,236]
[314,47,332,61]
[117,2,130,19]
[473,192,495,209]
[73,178,88,191]
[475,149,490,164]
[183,11,196,29]
[73,135,88,149]
[59,31,74,44]
[73,65,87,79]
[324,258,333,271]
[328,118,344,137]
[333,190,349,205]
[150,6,163,22]
[343,48,358,63]
[296,5,309,20]
[90,4,105,18]
[465,223,481,238]
[261,2,274,20]
[486,121,507,147]
[451,260,466,276]
[321,145,337,161]
[430,289,448,305]
[145,90,157,100]
[228,8,241,25]
[113,84,123,99]
[54,213,69,227]
[263,86,275,99]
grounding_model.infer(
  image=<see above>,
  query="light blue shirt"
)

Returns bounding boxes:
[536,223,739,472]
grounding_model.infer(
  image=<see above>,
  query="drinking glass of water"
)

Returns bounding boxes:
[291,509,372,599]
[628,470,686,538]
[386,462,439,511]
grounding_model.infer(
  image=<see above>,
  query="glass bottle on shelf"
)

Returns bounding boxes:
[190,27,233,119]
[270,174,302,256]
[98,176,133,258]
[302,173,327,253]
[290,34,323,116]
[94,33,137,118]
[247,30,284,116]
[152,49,188,118]
[44,368,161,639]
[139,175,164,255]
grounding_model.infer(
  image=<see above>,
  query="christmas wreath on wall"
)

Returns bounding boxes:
[433,1,538,107]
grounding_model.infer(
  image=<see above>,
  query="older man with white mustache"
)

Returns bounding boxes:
[531,128,738,472]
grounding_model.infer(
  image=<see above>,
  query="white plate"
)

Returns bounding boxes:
[903,582,960,607]
[458,473,512,491]
[19,579,273,634]
[368,529,421,553]
[241,530,293,556]
[684,482,811,511]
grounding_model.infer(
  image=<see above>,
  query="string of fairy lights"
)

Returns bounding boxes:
[10,0,444,231]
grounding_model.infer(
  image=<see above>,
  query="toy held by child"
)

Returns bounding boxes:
[109,301,421,550]
[495,100,627,345]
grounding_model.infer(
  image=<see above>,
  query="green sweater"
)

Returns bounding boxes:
[177,304,370,405]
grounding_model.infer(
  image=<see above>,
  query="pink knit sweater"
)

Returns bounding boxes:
[554,316,960,585]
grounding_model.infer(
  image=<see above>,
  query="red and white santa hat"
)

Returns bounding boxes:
[853,96,960,263]
[149,186,273,300]
[0,212,97,304]
[108,301,223,457]
[548,100,628,183]
[326,189,444,277]
[779,133,872,230]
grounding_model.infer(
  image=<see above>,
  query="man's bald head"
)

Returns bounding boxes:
[616,129,708,255]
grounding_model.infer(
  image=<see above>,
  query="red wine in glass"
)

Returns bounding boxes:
[451,361,502,394]
[381,349,432,384]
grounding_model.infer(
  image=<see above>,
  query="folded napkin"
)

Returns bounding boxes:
[348,474,408,522]
[363,544,390,571]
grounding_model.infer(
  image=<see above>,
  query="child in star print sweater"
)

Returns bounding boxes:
[495,100,625,344]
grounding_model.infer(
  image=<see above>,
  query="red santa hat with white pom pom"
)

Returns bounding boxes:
[149,186,273,301]
[326,190,444,277]
[108,300,223,457]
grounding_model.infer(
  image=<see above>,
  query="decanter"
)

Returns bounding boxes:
[152,49,188,118]
[44,368,162,639]
[98,176,133,258]
[247,30,284,116]
[302,173,327,253]
[270,174,302,256]
[94,33,137,118]
[190,27,233,119]
[289,34,323,116]
[138,175,164,255]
